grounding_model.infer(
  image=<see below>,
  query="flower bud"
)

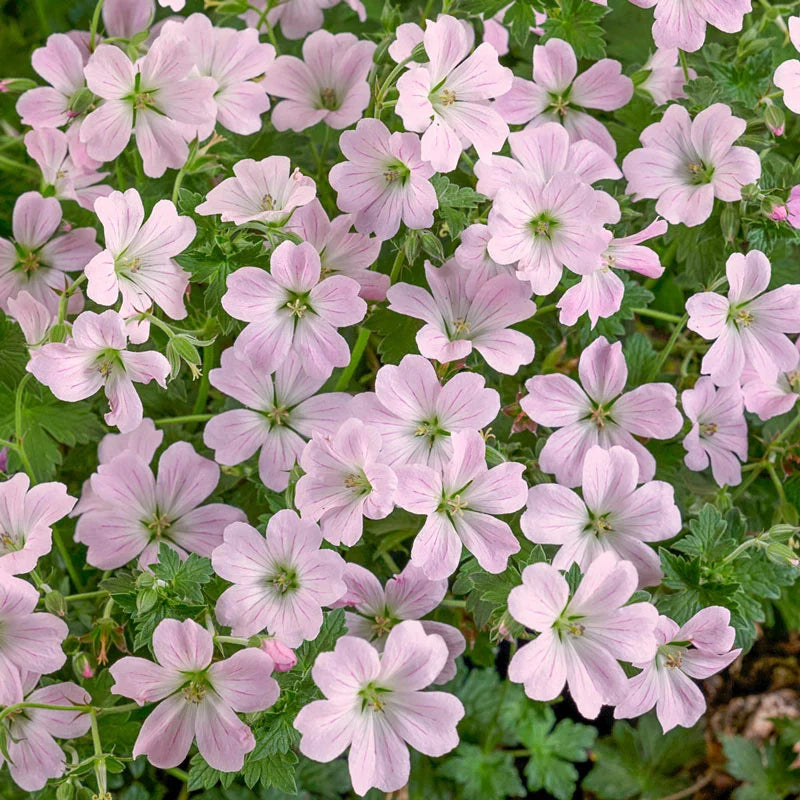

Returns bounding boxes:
[764,102,785,137]
[45,590,67,617]
[0,77,37,93]
[260,638,297,672]
[720,204,739,243]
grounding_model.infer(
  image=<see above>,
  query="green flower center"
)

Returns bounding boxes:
[344,470,373,496]
[358,681,390,713]
[270,566,299,594]
[383,160,411,186]
[319,87,339,110]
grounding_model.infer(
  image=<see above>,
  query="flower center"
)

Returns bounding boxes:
[95,349,122,377]
[0,529,21,555]
[787,369,800,392]
[658,644,686,670]
[383,160,411,186]
[687,160,715,184]
[734,308,754,328]
[181,679,208,704]
[371,615,394,638]
[285,293,311,318]
[266,405,290,426]
[147,512,172,538]
[343,470,373,495]
[549,94,570,117]
[261,194,275,211]
[358,681,390,713]
[589,405,610,430]
[530,213,558,239]
[555,614,586,639]
[586,513,612,536]
[319,87,339,110]
[19,251,41,273]
[439,88,456,106]
[414,418,446,442]
[700,421,718,437]
[119,256,142,274]
[133,91,155,111]
[451,318,470,336]
[270,565,299,594]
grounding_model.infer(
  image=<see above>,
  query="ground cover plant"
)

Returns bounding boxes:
[0,0,799,798]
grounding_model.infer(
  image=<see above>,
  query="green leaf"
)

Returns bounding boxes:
[368,307,423,365]
[723,735,800,800]
[0,313,28,390]
[439,744,525,800]
[623,333,659,388]
[542,0,609,60]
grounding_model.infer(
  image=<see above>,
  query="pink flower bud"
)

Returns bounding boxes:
[260,639,297,672]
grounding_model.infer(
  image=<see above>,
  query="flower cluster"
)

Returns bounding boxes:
[0,0,798,798]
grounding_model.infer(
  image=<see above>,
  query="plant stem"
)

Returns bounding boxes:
[14,373,35,481]
[166,767,190,783]
[54,527,84,592]
[63,589,108,603]
[89,0,105,51]
[191,340,215,416]
[98,701,143,716]
[389,248,405,284]
[335,327,371,391]
[632,307,684,324]
[679,50,690,84]
[154,413,214,425]
[650,312,689,380]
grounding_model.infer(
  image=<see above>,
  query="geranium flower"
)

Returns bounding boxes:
[615,607,741,731]
[27,310,171,432]
[295,418,397,547]
[453,223,515,281]
[285,200,387,300]
[329,118,438,240]
[204,348,352,491]
[742,339,800,421]
[7,291,54,347]
[640,48,694,105]
[686,250,800,386]
[294,621,464,796]
[775,18,800,113]
[85,189,194,335]
[395,14,513,172]
[522,445,681,588]
[628,0,752,53]
[387,259,536,374]
[196,156,316,225]
[336,562,465,683]
[74,441,245,569]
[0,574,68,705]
[264,30,375,132]
[221,240,366,377]
[0,673,91,791]
[162,13,275,139]
[521,335,683,486]
[103,0,154,39]
[494,37,633,155]
[110,618,279,771]
[351,354,500,468]
[16,33,88,129]
[507,554,659,718]
[0,192,99,315]
[395,429,526,579]
[622,103,760,227]
[0,473,75,576]
[682,378,748,487]
[212,513,347,646]
[80,33,217,177]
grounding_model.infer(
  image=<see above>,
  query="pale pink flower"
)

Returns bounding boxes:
[557,219,668,327]
[196,156,316,225]
[103,0,154,39]
[222,241,366,377]
[285,200,387,300]
[507,554,659,719]
[522,445,680,589]
[682,378,747,487]
[0,674,91,791]
[350,354,500,468]
[395,15,513,172]
[27,310,170,432]
[0,192,99,316]
[629,0,752,53]
[615,607,740,731]
[0,474,75,576]
[75,441,244,570]
[295,419,397,547]
[85,189,193,336]
[742,339,800,421]
[110,618,279,771]
[686,250,800,386]
[80,34,217,177]
[453,223,515,282]
[0,574,68,705]
[204,348,351,491]
[294,620,464,796]
[162,14,274,139]
[7,291,55,347]
[775,19,800,113]
[159,0,185,11]
[24,129,112,211]
[72,418,164,519]
[487,173,618,296]
[329,119,438,240]
[622,103,760,227]
[474,122,621,200]
[212,512,347,646]
[769,185,800,228]
[336,562,465,683]
[521,336,683,487]
[242,0,345,40]
[394,430,526,579]
[16,34,88,129]
[494,38,633,156]
[387,259,536,374]
[259,639,297,672]
[641,48,693,105]
[264,31,375,132]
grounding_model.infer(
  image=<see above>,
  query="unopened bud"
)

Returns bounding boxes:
[765,102,785,137]
[260,638,297,672]
[720,204,739,243]
[45,590,67,617]
[0,77,37,94]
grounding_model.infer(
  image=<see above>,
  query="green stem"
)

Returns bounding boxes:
[63,589,108,603]
[537,303,557,315]
[54,527,84,592]
[650,312,689,380]
[679,49,690,83]
[154,413,214,425]
[59,273,87,323]
[633,307,684,324]
[389,248,405,284]
[373,56,414,118]
[766,462,787,503]
[772,407,800,445]
[14,374,35,481]
[89,0,105,51]
[0,154,38,178]
[0,701,91,724]
[98,701,142,716]
[191,340,215,416]
[166,767,190,783]
[335,327,371,391]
